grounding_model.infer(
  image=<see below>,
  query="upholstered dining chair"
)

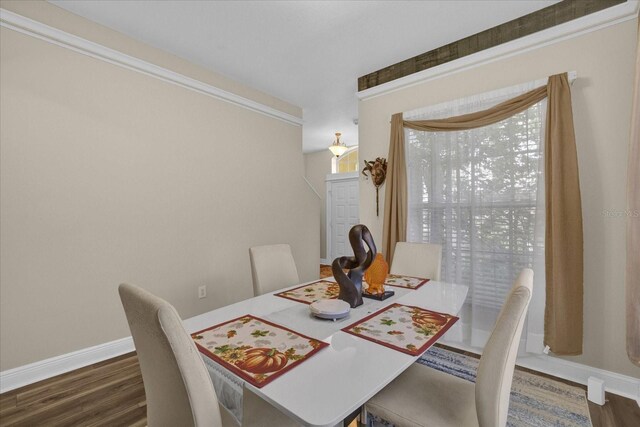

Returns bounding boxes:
[364,268,533,427]
[390,242,443,280]
[118,283,298,427]
[249,244,300,296]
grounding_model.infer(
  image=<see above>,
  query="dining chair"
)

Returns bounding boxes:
[249,244,300,296]
[118,283,298,427]
[364,268,533,427]
[390,242,442,280]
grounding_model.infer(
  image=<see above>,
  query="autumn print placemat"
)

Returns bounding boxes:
[274,280,340,304]
[192,315,328,388]
[384,274,430,290]
[341,303,458,356]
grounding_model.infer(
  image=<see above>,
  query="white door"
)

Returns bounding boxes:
[327,172,359,261]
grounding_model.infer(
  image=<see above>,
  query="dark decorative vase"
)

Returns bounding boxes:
[331,224,377,308]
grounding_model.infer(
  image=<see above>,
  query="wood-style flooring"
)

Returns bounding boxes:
[0,353,146,427]
[1,266,638,426]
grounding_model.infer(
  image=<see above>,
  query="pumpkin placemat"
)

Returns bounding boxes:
[384,274,430,290]
[342,303,458,356]
[274,280,340,304]
[192,315,328,388]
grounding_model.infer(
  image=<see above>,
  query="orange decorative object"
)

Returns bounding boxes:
[364,253,389,295]
[236,348,288,374]
[411,310,448,328]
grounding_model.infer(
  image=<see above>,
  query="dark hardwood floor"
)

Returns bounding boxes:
[1,266,637,426]
[0,353,146,427]
[589,393,640,427]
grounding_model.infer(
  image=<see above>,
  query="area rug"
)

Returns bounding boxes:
[369,346,593,427]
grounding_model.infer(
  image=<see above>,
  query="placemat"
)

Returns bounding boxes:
[274,280,340,304]
[192,315,328,387]
[342,303,458,356]
[384,274,430,290]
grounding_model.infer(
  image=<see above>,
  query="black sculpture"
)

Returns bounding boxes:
[332,224,377,308]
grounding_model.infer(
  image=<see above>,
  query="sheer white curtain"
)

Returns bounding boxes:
[404,79,548,353]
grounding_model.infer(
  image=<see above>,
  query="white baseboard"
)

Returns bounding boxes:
[320,258,330,265]
[0,337,134,394]
[517,354,640,403]
[3,333,638,406]
[440,340,640,403]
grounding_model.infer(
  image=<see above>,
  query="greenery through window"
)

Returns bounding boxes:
[407,101,545,313]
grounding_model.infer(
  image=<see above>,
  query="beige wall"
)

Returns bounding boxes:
[359,19,639,377]
[0,2,319,370]
[304,150,333,260]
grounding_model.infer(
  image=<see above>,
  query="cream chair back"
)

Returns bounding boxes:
[118,283,222,427]
[249,244,300,296]
[475,269,533,427]
[390,242,442,280]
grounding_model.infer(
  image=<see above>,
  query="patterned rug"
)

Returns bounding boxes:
[369,346,592,427]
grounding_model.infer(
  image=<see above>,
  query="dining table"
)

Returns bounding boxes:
[183,276,469,427]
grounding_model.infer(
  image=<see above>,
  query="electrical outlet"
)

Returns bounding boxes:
[198,285,207,299]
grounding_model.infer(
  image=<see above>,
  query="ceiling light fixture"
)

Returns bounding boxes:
[329,132,348,157]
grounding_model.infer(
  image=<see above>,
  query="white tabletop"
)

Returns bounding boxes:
[184,278,468,427]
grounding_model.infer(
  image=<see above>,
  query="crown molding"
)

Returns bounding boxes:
[0,8,303,126]
[358,0,639,101]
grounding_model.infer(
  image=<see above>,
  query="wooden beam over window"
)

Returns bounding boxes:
[357,0,625,92]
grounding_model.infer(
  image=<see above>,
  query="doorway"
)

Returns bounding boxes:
[326,172,359,261]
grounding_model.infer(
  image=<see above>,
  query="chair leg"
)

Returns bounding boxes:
[359,405,368,426]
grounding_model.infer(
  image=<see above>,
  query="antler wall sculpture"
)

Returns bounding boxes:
[362,157,388,216]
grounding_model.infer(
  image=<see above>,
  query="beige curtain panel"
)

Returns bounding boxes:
[627,22,640,367]
[382,113,407,264]
[543,74,583,356]
[383,72,583,355]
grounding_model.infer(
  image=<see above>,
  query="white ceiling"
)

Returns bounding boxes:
[49,0,558,153]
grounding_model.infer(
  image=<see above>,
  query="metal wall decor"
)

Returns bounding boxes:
[362,157,387,216]
[331,224,376,308]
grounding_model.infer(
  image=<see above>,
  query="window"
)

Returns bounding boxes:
[404,80,546,350]
[332,147,358,173]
